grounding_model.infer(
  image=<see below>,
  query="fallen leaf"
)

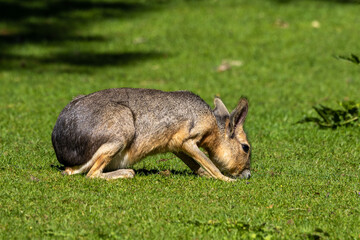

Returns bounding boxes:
[157,157,176,163]
[152,65,160,70]
[133,37,146,44]
[275,19,289,28]
[266,204,274,209]
[228,60,243,67]
[30,175,40,182]
[159,170,171,176]
[157,158,169,163]
[217,62,231,72]
[216,59,243,72]
[287,219,294,225]
[288,208,306,211]
[311,20,320,28]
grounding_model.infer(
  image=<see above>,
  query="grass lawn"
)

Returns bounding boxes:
[1,0,360,239]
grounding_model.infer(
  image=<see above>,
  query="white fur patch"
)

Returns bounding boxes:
[105,151,131,171]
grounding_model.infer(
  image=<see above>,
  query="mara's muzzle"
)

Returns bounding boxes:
[239,169,251,179]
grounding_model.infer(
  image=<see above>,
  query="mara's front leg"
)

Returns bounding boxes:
[181,140,235,182]
[174,152,211,178]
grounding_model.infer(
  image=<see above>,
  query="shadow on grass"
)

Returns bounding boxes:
[45,51,168,66]
[51,165,193,177]
[51,164,65,172]
[0,0,155,45]
[0,0,164,70]
[135,168,193,177]
[0,51,168,70]
[272,0,359,3]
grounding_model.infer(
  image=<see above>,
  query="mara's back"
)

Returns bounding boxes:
[125,88,211,129]
[86,88,212,129]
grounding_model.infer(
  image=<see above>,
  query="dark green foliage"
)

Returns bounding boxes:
[297,101,360,128]
[335,54,360,65]
[301,228,330,240]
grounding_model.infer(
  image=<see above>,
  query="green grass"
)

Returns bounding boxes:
[1,0,360,239]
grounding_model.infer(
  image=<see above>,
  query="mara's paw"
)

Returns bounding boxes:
[62,167,74,176]
[101,169,135,180]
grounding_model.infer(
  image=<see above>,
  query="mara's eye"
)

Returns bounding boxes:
[241,144,250,153]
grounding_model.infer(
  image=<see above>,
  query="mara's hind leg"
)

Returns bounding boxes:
[86,143,135,179]
[59,102,136,179]
[62,157,99,176]
[61,143,121,176]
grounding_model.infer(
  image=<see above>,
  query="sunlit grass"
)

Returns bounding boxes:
[0,0,360,239]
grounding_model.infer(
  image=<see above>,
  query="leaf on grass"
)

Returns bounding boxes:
[311,20,320,28]
[275,19,289,28]
[159,169,171,176]
[30,175,40,182]
[217,62,231,72]
[133,37,146,44]
[157,158,169,162]
[287,219,294,225]
[217,59,243,72]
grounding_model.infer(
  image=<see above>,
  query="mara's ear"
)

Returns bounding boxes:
[213,97,230,119]
[229,97,248,136]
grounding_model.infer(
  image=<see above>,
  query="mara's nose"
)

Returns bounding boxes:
[240,169,251,179]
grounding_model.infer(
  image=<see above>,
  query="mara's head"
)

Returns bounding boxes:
[209,97,251,179]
